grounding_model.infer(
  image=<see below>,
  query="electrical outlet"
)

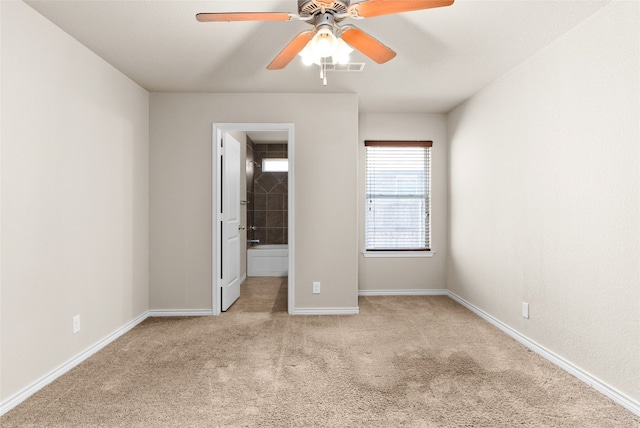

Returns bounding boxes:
[73,315,81,334]
[313,282,321,294]
[522,302,529,319]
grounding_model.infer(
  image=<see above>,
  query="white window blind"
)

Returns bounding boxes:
[365,141,432,251]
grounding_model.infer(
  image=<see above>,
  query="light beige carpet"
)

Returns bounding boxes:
[2,277,638,427]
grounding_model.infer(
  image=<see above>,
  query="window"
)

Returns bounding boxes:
[365,141,432,251]
[262,158,288,172]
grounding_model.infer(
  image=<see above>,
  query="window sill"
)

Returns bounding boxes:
[362,251,435,258]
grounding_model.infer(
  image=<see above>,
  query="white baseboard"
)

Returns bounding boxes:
[147,309,214,317]
[4,298,638,418]
[359,289,448,296]
[0,308,218,416]
[291,307,360,315]
[0,311,149,416]
[447,291,640,417]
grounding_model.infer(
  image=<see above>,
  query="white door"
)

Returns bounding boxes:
[221,133,242,311]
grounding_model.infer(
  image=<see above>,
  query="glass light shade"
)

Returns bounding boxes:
[332,38,353,64]
[299,45,317,66]
[301,54,316,66]
[333,52,350,65]
[311,28,337,58]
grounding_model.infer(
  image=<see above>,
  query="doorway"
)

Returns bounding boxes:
[212,123,294,316]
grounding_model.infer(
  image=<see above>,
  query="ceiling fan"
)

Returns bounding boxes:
[196,0,454,73]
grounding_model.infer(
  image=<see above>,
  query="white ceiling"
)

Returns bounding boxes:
[25,0,610,113]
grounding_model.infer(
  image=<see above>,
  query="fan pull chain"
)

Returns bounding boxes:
[320,58,328,86]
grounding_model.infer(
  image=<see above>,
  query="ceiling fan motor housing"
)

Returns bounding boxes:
[298,0,349,17]
[314,12,337,32]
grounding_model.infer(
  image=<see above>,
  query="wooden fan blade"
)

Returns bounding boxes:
[267,31,315,70]
[351,0,454,18]
[196,12,291,22]
[341,27,396,64]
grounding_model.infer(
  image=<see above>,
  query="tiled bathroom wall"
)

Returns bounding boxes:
[252,143,288,245]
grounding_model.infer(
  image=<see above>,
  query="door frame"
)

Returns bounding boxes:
[212,123,295,316]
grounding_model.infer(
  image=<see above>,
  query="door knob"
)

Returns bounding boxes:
[239,226,246,230]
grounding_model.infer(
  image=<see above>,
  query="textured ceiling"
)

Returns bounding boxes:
[25,0,610,113]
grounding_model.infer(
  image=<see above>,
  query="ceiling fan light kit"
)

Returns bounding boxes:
[298,24,354,85]
[197,0,455,85]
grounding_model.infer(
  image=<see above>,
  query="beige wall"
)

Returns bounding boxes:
[1,0,149,401]
[149,93,359,311]
[447,1,639,402]
[358,114,448,291]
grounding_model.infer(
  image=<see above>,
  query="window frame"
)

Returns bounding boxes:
[364,140,433,256]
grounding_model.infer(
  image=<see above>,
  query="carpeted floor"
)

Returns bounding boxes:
[2,277,638,427]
